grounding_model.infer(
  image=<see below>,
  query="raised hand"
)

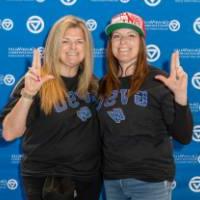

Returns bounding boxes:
[24,48,54,96]
[155,51,188,105]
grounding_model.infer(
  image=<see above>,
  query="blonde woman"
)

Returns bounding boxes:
[1,16,101,200]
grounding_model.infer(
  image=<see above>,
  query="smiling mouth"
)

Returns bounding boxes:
[119,48,130,53]
[67,52,78,56]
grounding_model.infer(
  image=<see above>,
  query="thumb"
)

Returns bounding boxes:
[154,75,168,85]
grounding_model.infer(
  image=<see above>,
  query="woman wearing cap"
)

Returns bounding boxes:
[98,12,193,200]
[0,15,101,200]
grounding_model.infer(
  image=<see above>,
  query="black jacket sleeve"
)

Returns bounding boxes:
[168,103,193,144]
[0,77,39,128]
[0,77,24,124]
[151,67,193,145]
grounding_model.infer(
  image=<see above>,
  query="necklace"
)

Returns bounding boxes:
[118,61,137,77]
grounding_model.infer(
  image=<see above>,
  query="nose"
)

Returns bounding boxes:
[120,36,129,44]
[70,41,77,49]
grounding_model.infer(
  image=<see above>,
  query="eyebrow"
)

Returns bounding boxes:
[62,36,84,40]
[113,31,137,34]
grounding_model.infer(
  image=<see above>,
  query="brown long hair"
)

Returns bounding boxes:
[40,15,98,114]
[99,36,149,98]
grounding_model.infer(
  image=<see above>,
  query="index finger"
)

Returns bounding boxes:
[32,48,41,69]
[175,51,180,67]
[170,51,178,76]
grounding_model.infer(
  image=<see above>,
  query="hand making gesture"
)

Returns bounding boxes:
[155,51,188,105]
[23,48,54,96]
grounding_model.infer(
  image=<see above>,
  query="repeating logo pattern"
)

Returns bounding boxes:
[1,19,14,31]
[147,44,161,62]
[3,74,15,86]
[198,155,200,164]
[26,16,44,34]
[120,0,130,3]
[193,125,200,142]
[144,0,161,7]
[193,17,200,35]
[7,179,18,190]
[0,1,200,200]
[11,154,23,164]
[86,19,97,31]
[169,20,181,32]
[171,180,177,190]
[191,72,200,90]
[36,0,46,2]
[189,176,200,192]
[174,153,200,164]
[60,0,77,6]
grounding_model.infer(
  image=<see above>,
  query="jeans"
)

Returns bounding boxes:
[104,178,172,200]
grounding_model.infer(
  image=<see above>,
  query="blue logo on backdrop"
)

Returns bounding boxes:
[169,20,181,32]
[107,108,125,123]
[60,0,77,6]
[26,16,44,34]
[77,106,92,121]
[191,72,200,90]
[86,19,97,31]
[189,176,200,192]
[134,91,148,107]
[120,0,130,3]
[7,179,18,190]
[193,17,200,35]
[147,44,161,62]
[171,180,177,190]
[144,0,161,7]
[36,0,46,3]
[3,74,15,86]
[192,125,200,142]
[1,19,14,31]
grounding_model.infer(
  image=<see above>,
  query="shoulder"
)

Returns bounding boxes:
[142,66,169,89]
[148,66,168,77]
[146,66,168,82]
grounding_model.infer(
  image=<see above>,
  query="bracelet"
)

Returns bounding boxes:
[20,88,35,100]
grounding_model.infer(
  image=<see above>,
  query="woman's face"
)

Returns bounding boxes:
[59,27,85,76]
[111,28,140,67]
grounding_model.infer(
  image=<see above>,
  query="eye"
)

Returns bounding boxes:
[76,39,84,44]
[112,34,121,40]
[62,39,70,44]
[128,34,136,38]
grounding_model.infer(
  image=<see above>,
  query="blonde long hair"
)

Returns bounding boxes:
[40,15,97,114]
